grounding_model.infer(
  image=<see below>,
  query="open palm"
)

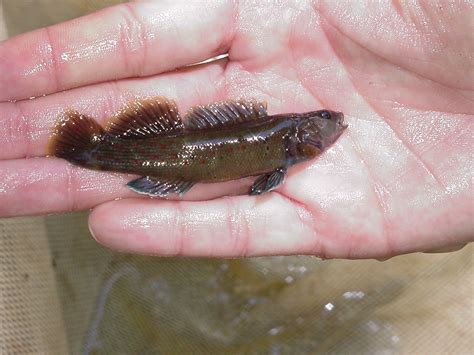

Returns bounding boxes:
[1,1,472,258]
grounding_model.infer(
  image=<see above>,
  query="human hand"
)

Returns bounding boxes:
[1,0,472,258]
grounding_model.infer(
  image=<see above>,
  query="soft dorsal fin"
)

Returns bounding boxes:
[184,100,268,130]
[105,97,184,139]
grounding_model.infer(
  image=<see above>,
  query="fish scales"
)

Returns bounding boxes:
[48,97,347,196]
[92,118,291,182]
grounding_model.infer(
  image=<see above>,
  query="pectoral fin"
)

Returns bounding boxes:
[249,168,287,196]
[127,176,194,197]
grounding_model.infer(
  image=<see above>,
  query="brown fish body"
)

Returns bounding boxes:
[92,116,293,183]
[49,98,346,196]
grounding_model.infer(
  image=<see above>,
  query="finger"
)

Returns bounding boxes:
[423,243,468,254]
[0,60,226,160]
[0,0,235,101]
[0,155,257,218]
[88,194,320,257]
[0,157,129,217]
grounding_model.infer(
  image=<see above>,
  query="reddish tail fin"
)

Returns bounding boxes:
[48,110,105,165]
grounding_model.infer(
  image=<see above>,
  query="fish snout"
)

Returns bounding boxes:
[336,112,348,129]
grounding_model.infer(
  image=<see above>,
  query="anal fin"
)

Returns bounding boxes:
[127,176,194,197]
[249,167,287,196]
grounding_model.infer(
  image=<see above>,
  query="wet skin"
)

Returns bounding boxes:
[49,98,346,196]
[0,1,472,258]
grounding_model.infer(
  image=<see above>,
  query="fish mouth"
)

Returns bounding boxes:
[332,112,347,143]
[336,112,348,130]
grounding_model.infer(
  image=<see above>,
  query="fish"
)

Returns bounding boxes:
[48,97,347,197]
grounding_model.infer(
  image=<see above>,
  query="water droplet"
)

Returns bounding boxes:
[268,326,284,336]
[343,291,365,299]
[324,302,334,311]
[284,275,294,284]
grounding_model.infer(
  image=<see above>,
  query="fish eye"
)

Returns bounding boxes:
[320,111,331,120]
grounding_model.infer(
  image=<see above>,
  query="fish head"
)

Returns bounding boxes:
[295,110,347,151]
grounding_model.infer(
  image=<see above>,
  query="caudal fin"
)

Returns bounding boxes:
[48,110,105,165]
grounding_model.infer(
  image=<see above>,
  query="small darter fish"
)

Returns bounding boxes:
[48,97,347,196]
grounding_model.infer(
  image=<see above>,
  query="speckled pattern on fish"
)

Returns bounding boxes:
[48,97,347,196]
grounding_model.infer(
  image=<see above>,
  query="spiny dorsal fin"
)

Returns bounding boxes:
[105,97,184,139]
[184,100,268,130]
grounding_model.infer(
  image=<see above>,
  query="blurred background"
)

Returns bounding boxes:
[0,1,472,354]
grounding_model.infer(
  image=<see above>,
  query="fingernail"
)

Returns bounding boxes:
[423,243,468,254]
